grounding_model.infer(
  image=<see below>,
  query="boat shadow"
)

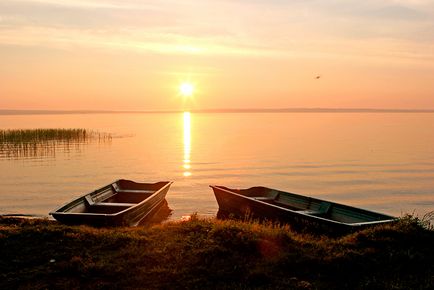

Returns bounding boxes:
[138,199,173,227]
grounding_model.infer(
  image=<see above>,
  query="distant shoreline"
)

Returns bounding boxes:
[1,108,434,115]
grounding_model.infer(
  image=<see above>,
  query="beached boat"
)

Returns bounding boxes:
[50,180,172,226]
[210,185,397,232]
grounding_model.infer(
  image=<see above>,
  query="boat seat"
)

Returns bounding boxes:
[297,209,321,215]
[116,189,155,194]
[253,197,274,202]
[318,202,332,214]
[93,202,137,207]
[297,202,332,216]
[85,195,95,206]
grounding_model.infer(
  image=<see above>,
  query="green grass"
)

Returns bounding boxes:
[1,215,433,289]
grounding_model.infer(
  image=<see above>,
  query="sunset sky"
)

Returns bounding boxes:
[1,0,433,110]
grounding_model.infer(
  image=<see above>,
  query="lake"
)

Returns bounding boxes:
[0,112,433,220]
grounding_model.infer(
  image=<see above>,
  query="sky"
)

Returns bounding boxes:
[1,0,433,110]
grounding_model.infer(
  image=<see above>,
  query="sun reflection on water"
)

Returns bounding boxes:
[183,112,191,177]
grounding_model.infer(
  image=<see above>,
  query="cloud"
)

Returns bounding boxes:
[9,0,157,10]
[0,0,433,62]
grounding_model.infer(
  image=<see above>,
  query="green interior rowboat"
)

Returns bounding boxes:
[50,180,172,226]
[211,185,397,232]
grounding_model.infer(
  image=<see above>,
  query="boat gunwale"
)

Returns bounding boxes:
[210,185,397,226]
[50,180,173,217]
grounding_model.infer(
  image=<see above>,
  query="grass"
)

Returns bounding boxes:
[1,214,433,289]
[0,129,111,158]
[0,129,111,143]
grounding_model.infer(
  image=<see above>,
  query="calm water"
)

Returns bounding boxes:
[0,112,433,220]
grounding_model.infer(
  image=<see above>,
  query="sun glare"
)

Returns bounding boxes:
[183,112,191,177]
[180,82,194,97]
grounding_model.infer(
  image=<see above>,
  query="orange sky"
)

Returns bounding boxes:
[1,0,433,110]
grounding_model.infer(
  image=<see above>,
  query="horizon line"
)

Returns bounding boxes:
[1,108,434,115]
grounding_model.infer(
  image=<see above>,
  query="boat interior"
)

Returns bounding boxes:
[66,183,156,214]
[228,186,390,224]
[251,190,332,217]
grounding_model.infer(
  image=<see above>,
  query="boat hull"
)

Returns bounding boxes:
[211,185,397,233]
[50,180,172,227]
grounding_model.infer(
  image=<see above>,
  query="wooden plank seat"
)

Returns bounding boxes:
[297,209,322,215]
[253,197,275,201]
[116,189,155,194]
[111,182,154,194]
[297,202,332,216]
[85,195,95,206]
[93,202,137,207]
[85,195,137,207]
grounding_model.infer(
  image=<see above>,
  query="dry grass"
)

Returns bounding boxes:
[0,129,111,143]
[0,129,111,158]
[1,215,433,289]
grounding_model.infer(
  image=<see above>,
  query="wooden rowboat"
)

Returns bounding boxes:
[210,185,397,232]
[50,180,172,226]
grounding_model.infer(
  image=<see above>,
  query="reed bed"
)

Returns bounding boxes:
[0,129,111,159]
[0,128,111,143]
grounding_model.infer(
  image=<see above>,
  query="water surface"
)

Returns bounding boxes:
[0,112,433,220]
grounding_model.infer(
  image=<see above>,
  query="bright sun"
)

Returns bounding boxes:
[179,82,194,97]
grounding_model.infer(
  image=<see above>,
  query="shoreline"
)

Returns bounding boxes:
[2,108,434,115]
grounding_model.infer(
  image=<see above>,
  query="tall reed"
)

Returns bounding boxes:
[0,128,111,159]
[0,128,111,143]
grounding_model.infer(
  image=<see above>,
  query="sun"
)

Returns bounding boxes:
[179,82,195,97]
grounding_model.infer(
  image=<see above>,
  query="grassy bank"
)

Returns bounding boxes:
[1,215,433,289]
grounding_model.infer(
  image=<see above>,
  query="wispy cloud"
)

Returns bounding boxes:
[9,0,158,10]
[1,0,433,62]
